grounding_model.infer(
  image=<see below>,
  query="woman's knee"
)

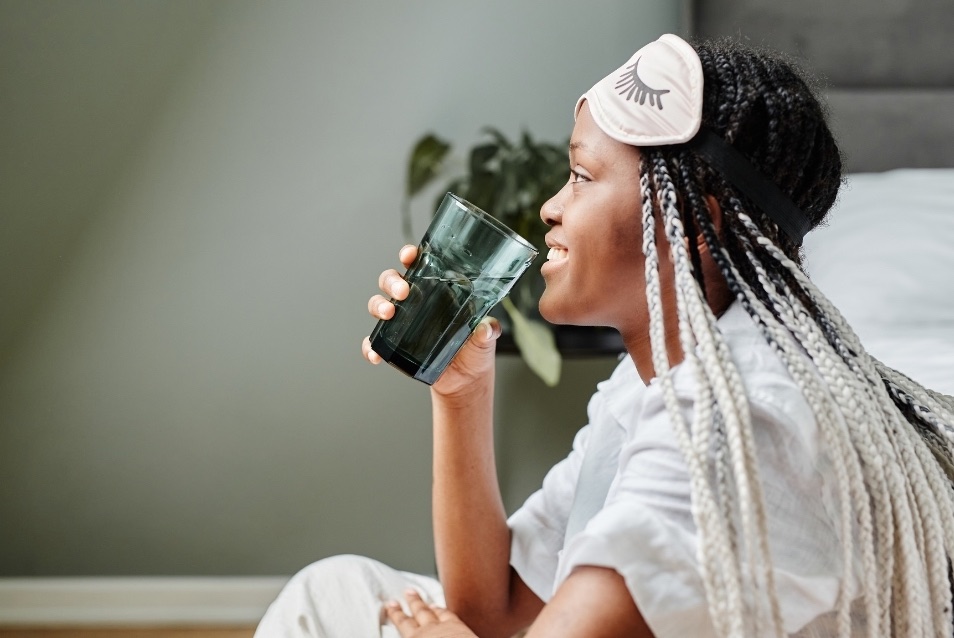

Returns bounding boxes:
[285,554,382,590]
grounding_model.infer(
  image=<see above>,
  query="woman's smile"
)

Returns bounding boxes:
[542,238,569,276]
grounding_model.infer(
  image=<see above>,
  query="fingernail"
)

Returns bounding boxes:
[377,302,389,316]
[385,600,399,609]
[404,587,418,597]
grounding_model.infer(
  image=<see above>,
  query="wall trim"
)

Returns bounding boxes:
[0,577,288,626]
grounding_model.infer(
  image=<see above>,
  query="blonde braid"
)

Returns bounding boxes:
[678,161,884,638]
[723,222,877,638]
[738,214,905,633]
[746,217,954,636]
[654,156,783,635]
[642,162,745,636]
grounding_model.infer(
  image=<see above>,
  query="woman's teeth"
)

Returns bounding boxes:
[547,247,567,261]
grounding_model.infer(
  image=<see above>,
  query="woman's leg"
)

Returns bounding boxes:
[254,554,444,638]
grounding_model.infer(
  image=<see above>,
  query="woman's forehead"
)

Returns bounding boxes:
[571,101,641,166]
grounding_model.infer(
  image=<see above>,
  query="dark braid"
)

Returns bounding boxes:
[695,39,841,261]
[669,159,708,299]
[631,37,954,636]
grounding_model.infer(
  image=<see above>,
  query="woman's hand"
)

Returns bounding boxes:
[362,244,500,399]
[385,590,478,638]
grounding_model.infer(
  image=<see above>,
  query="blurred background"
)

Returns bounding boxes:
[0,0,687,578]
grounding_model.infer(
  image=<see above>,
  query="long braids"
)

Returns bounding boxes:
[638,39,954,637]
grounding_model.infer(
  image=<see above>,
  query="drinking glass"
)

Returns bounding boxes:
[370,193,538,385]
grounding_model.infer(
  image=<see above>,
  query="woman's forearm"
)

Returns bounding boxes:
[430,376,525,637]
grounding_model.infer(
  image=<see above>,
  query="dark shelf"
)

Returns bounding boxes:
[496,325,626,358]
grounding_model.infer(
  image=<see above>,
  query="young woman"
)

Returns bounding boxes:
[257,34,954,638]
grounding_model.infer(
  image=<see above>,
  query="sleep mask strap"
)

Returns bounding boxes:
[683,128,812,243]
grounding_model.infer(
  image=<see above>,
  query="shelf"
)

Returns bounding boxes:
[496,325,626,358]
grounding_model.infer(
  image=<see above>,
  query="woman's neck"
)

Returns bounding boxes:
[624,265,734,385]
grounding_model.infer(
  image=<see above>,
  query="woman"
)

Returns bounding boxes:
[257,34,954,638]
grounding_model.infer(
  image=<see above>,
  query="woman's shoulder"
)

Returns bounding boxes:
[593,303,817,441]
[662,302,815,427]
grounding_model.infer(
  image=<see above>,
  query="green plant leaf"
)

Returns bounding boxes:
[466,171,497,213]
[469,143,499,175]
[438,176,470,214]
[480,126,513,151]
[502,297,561,387]
[406,134,451,198]
[520,129,535,151]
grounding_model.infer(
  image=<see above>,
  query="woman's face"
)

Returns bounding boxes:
[538,101,656,333]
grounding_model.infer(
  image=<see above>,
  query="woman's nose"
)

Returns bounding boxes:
[540,184,567,227]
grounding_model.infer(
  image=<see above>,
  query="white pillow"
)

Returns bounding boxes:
[802,168,954,395]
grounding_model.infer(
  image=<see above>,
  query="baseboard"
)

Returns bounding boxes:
[0,577,288,626]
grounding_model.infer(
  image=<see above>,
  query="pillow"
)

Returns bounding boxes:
[802,168,954,395]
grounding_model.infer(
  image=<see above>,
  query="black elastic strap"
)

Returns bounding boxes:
[683,128,811,243]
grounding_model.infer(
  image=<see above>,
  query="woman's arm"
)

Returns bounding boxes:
[429,333,544,638]
[525,566,655,637]
[366,245,543,637]
[388,566,655,638]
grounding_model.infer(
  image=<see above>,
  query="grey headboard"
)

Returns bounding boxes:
[691,0,954,173]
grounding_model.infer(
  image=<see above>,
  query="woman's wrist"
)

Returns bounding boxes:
[430,378,493,413]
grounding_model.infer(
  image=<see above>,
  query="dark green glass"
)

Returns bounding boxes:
[370,193,538,385]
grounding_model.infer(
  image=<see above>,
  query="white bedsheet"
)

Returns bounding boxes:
[803,168,954,395]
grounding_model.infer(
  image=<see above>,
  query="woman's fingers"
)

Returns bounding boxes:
[361,337,382,364]
[370,246,417,319]
[367,294,394,320]
[378,268,409,301]
[363,246,420,371]
[404,590,439,625]
[475,316,501,345]
[385,590,445,637]
[384,601,418,636]
[432,606,460,622]
[399,244,417,269]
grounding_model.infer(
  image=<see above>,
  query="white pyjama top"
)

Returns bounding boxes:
[507,302,861,637]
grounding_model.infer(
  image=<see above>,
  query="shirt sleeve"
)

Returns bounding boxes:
[554,383,715,636]
[506,421,592,601]
[507,355,639,601]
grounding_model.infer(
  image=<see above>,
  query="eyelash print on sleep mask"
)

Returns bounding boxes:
[575,34,812,243]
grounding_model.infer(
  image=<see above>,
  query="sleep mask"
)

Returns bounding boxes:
[575,34,812,243]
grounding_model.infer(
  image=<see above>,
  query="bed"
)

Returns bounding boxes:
[691,0,954,396]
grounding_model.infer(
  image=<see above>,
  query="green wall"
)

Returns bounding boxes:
[0,0,685,576]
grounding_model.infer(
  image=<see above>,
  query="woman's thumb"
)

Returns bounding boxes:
[476,317,500,344]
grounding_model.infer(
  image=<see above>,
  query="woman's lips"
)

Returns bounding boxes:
[541,246,567,275]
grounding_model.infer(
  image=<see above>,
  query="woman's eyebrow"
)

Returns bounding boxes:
[569,140,603,168]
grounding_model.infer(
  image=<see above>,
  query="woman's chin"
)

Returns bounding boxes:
[537,291,558,323]
[537,292,574,326]
[538,292,614,329]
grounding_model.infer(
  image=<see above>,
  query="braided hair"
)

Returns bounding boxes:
[639,38,954,637]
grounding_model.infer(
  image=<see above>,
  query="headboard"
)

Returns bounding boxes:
[691,0,954,172]
[690,1,954,396]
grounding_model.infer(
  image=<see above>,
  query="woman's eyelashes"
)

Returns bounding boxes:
[570,167,591,184]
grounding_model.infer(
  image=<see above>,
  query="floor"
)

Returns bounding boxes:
[0,628,255,638]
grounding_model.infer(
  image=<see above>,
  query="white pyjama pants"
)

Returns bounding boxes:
[254,555,445,638]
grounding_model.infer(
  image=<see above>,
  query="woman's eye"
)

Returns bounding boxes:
[570,169,590,184]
